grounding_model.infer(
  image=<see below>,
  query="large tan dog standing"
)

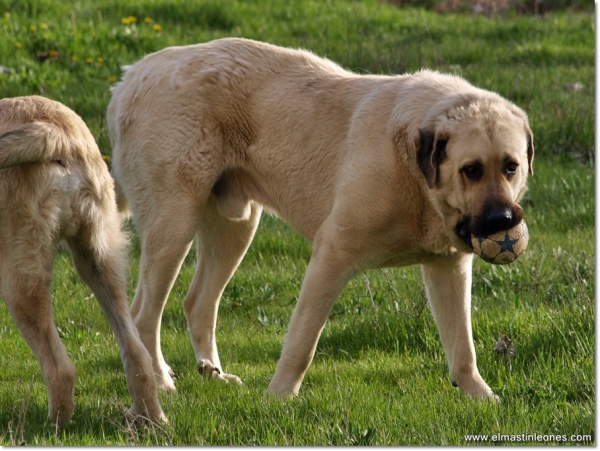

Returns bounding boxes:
[108,38,533,400]
[0,96,166,427]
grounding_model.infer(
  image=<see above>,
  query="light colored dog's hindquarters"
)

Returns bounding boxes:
[0,96,166,427]
[108,38,533,399]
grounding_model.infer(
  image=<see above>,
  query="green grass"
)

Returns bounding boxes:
[0,0,594,446]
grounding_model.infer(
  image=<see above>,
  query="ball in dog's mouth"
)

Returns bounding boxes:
[471,221,529,265]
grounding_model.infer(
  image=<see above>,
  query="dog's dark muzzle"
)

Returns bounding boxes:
[484,206,514,232]
[456,203,524,248]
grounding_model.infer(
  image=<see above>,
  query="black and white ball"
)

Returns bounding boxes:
[471,221,529,265]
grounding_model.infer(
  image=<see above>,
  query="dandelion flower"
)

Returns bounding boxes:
[108,76,118,83]
[153,24,162,32]
[121,16,137,25]
[15,42,22,49]
[86,57,93,64]
[144,17,152,24]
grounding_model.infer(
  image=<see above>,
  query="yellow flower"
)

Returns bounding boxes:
[86,57,93,64]
[96,57,104,64]
[153,24,162,32]
[102,154,112,163]
[71,55,78,62]
[15,42,22,49]
[144,17,152,24]
[121,16,137,25]
[40,23,48,30]
[48,49,59,58]
[108,76,118,83]
[30,25,37,32]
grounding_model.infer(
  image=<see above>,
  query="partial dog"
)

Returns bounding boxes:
[0,96,166,427]
[107,38,533,399]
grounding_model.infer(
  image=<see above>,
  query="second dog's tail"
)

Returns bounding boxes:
[0,121,72,168]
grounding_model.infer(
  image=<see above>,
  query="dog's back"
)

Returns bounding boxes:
[107,39,407,238]
[107,39,351,226]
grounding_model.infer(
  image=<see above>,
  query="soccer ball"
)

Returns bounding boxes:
[471,221,529,265]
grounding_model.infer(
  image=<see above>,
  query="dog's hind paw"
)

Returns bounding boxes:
[198,359,243,385]
[154,365,177,392]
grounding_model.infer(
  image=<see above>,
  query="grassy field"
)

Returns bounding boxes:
[0,0,595,446]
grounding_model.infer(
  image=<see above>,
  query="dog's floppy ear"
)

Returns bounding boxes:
[417,128,448,189]
[525,127,534,176]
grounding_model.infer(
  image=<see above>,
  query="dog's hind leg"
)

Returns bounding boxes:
[128,197,200,392]
[184,197,262,384]
[65,218,167,424]
[2,270,77,428]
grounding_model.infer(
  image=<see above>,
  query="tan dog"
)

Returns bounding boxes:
[0,96,166,427]
[107,38,533,399]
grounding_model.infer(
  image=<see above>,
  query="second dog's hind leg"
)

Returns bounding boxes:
[2,268,77,428]
[66,219,167,424]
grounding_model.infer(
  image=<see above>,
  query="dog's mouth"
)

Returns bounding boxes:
[455,218,473,249]
[456,205,524,251]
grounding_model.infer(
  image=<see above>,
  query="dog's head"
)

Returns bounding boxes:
[417,94,534,252]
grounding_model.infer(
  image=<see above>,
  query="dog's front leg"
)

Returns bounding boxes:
[267,235,357,398]
[421,254,497,399]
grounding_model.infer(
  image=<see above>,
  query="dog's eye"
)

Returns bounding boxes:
[505,162,519,177]
[462,164,483,181]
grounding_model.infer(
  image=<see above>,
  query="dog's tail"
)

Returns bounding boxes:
[0,121,72,168]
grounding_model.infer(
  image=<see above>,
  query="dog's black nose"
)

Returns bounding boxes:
[486,207,512,231]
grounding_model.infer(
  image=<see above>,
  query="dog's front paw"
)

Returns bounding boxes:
[265,379,298,399]
[125,406,168,428]
[197,359,243,385]
[452,372,498,401]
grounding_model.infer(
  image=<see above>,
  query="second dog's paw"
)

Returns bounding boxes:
[197,359,243,385]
